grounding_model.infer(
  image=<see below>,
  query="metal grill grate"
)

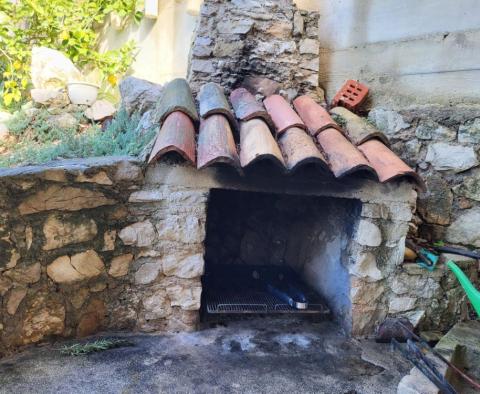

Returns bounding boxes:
[205,288,330,315]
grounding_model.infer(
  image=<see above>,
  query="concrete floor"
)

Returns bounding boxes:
[0,317,411,394]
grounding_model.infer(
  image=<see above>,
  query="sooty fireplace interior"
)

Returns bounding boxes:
[202,189,361,322]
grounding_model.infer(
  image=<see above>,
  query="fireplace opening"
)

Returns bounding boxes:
[202,189,362,325]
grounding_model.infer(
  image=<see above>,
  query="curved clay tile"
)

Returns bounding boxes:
[293,95,342,137]
[148,111,196,165]
[197,114,240,170]
[263,95,306,135]
[357,139,425,189]
[316,128,376,178]
[197,82,238,132]
[156,78,199,126]
[278,127,330,173]
[239,118,285,169]
[330,107,389,146]
[229,88,274,129]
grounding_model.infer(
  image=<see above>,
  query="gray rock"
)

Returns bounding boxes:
[213,40,244,57]
[458,118,480,144]
[300,58,319,72]
[254,40,296,55]
[192,36,213,57]
[425,143,478,172]
[368,109,410,135]
[217,19,253,34]
[242,76,280,97]
[354,220,382,247]
[299,38,319,55]
[119,76,163,116]
[389,297,416,314]
[47,113,77,129]
[31,88,69,108]
[454,168,480,201]
[446,206,480,247]
[293,11,304,36]
[415,120,456,141]
[417,173,453,225]
[84,100,116,121]
[190,59,216,74]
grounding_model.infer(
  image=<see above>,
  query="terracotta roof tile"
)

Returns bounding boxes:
[357,139,425,188]
[146,78,423,189]
[263,95,306,135]
[293,95,341,136]
[229,88,274,129]
[330,107,389,146]
[239,118,285,169]
[278,127,330,173]
[148,111,196,165]
[316,128,376,178]
[156,78,199,126]
[197,114,240,170]
[197,82,238,132]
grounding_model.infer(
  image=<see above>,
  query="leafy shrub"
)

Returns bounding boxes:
[0,0,142,108]
[0,108,156,167]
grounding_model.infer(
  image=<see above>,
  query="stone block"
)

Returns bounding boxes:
[21,290,65,345]
[349,252,383,282]
[446,206,480,247]
[425,143,478,172]
[4,263,41,285]
[368,109,410,135]
[135,260,162,285]
[19,186,115,215]
[43,214,98,250]
[354,220,382,247]
[299,38,319,54]
[453,168,480,201]
[47,251,104,283]
[389,296,416,314]
[119,220,156,247]
[167,284,202,311]
[458,118,480,144]
[109,254,133,278]
[417,173,453,225]
[143,290,172,319]
[162,253,204,279]
[7,287,27,315]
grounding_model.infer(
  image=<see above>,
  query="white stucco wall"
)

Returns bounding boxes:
[313,0,480,107]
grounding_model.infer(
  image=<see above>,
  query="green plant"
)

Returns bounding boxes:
[0,108,156,167]
[0,0,142,108]
[60,338,133,356]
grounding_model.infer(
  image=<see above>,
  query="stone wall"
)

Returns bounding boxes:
[367,105,480,248]
[0,157,477,354]
[188,0,322,100]
[0,158,207,356]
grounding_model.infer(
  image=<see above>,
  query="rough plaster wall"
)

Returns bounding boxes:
[315,0,480,107]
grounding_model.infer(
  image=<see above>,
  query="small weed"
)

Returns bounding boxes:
[60,338,134,356]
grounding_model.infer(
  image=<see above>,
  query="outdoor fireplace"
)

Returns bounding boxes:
[202,189,360,323]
